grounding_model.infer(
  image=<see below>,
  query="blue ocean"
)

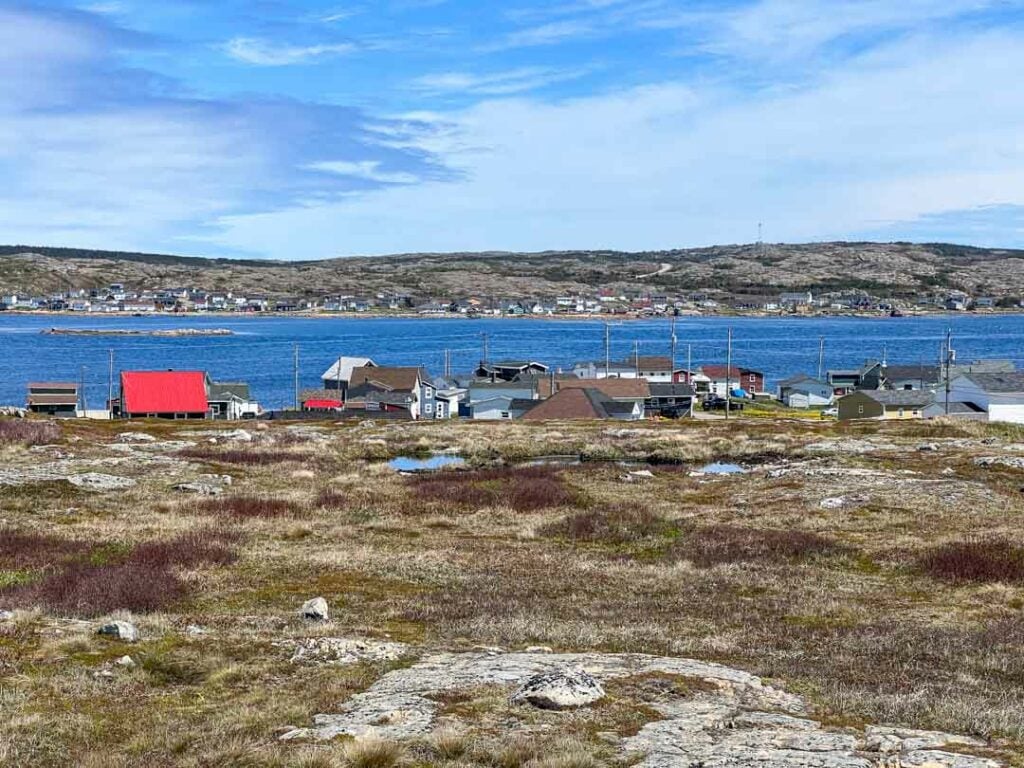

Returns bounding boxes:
[1,314,1022,409]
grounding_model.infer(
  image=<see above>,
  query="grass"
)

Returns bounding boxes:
[917,540,1024,584]
[4,417,1024,766]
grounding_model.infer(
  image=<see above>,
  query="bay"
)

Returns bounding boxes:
[1,313,1022,409]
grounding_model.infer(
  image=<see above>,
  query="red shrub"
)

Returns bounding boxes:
[0,530,91,569]
[918,540,1024,584]
[540,505,675,543]
[315,489,347,509]
[410,466,578,512]
[0,420,61,446]
[670,526,850,567]
[180,447,313,466]
[197,495,303,519]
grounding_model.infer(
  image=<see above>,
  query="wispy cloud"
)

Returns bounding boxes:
[307,160,420,184]
[222,37,356,66]
[412,66,589,95]
[486,19,597,50]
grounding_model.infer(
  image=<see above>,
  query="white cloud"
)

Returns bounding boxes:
[223,37,356,66]
[208,28,1024,257]
[307,161,420,184]
[412,67,589,95]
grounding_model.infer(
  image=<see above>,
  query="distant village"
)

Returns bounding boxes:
[19,351,1024,427]
[1,281,1021,317]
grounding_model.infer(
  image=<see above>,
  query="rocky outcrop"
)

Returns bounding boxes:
[281,650,1001,768]
[510,667,605,710]
[67,473,137,491]
[283,637,408,666]
[301,597,329,621]
[97,621,139,643]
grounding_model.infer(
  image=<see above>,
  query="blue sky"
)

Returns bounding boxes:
[2,0,1024,259]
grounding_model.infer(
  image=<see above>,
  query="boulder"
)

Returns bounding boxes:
[0,610,14,621]
[117,432,156,443]
[185,624,208,638]
[68,473,137,492]
[115,655,136,669]
[623,469,656,483]
[510,667,605,710]
[301,597,329,621]
[175,482,223,495]
[97,620,139,643]
[287,637,408,666]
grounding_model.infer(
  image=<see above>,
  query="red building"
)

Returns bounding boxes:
[119,371,209,419]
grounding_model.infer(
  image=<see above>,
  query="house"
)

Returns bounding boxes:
[779,292,814,308]
[346,366,426,419]
[467,380,538,419]
[321,357,377,395]
[645,382,696,418]
[827,360,885,394]
[521,388,643,421]
[700,366,765,397]
[26,382,79,417]
[554,377,650,408]
[208,381,260,420]
[120,371,209,420]
[922,400,987,420]
[475,360,549,382]
[884,364,940,391]
[571,360,637,379]
[946,372,1024,424]
[837,390,933,421]
[776,375,833,408]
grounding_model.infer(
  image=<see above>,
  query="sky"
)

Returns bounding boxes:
[2,0,1024,260]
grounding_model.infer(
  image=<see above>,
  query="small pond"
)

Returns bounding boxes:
[697,462,747,475]
[388,455,467,472]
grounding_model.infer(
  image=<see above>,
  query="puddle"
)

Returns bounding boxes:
[388,455,466,472]
[697,462,746,475]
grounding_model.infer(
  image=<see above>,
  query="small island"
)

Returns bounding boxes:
[41,328,235,337]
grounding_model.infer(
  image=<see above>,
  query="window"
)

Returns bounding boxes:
[501,411,511,419]
[898,408,904,417]
[749,374,756,382]
[858,405,864,414]
[425,403,433,413]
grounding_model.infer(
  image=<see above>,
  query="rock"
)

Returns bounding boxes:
[185,624,208,638]
[117,432,156,443]
[510,667,606,710]
[0,406,27,418]
[222,429,254,442]
[0,610,13,621]
[819,497,846,509]
[976,456,1024,470]
[525,646,554,654]
[291,470,316,480]
[918,443,940,452]
[301,597,329,621]
[67,473,136,492]
[174,482,223,495]
[115,655,136,669]
[623,469,655,483]
[286,637,408,666]
[97,621,139,643]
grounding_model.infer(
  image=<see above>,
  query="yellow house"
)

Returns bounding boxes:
[838,390,933,421]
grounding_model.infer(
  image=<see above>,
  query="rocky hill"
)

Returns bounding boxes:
[2,241,1024,299]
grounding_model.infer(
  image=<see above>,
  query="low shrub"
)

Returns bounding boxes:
[539,505,675,544]
[196,495,303,519]
[668,526,850,567]
[315,489,347,509]
[0,420,61,446]
[918,540,1024,584]
[0,530,91,569]
[179,447,313,466]
[0,529,239,616]
[411,466,578,512]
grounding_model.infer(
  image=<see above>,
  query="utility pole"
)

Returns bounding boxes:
[670,316,678,380]
[687,343,693,418]
[633,341,640,377]
[725,328,732,420]
[79,365,87,413]
[293,343,300,411]
[944,328,953,416]
[480,332,489,366]
[817,336,825,381]
[604,323,610,379]
[107,349,114,420]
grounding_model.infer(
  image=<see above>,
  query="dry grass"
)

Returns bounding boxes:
[409,466,580,512]
[667,525,853,567]
[538,505,676,544]
[196,495,305,519]
[0,419,61,446]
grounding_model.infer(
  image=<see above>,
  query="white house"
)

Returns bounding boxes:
[777,375,834,408]
[947,372,1024,424]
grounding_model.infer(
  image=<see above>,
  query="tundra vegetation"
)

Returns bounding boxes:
[1,415,1024,766]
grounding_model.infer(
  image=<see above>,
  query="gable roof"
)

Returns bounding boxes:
[631,356,672,370]
[208,381,251,402]
[648,382,696,398]
[348,366,422,392]
[522,388,633,420]
[958,372,1024,393]
[121,371,208,414]
[884,364,940,382]
[700,365,761,380]
[554,377,650,399]
[778,374,828,388]
[321,356,376,383]
[859,389,934,408]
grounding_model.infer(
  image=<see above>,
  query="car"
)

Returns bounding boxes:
[821,407,839,417]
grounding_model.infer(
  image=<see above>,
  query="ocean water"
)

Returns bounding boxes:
[1,313,1022,409]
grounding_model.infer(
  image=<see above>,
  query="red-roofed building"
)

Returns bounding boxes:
[120,371,209,419]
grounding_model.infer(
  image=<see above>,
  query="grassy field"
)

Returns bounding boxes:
[2,415,1024,766]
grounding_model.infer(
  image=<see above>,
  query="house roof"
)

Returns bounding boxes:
[958,372,1024,393]
[27,382,78,391]
[631,356,672,370]
[522,388,632,420]
[121,371,208,414]
[572,360,635,372]
[700,365,761,380]
[208,381,251,402]
[349,366,422,392]
[321,356,376,382]
[28,393,79,406]
[483,360,549,371]
[648,382,696,398]
[859,390,935,408]
[778,374,828,387]
[885,364,940,382]
[555,377,651,399]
